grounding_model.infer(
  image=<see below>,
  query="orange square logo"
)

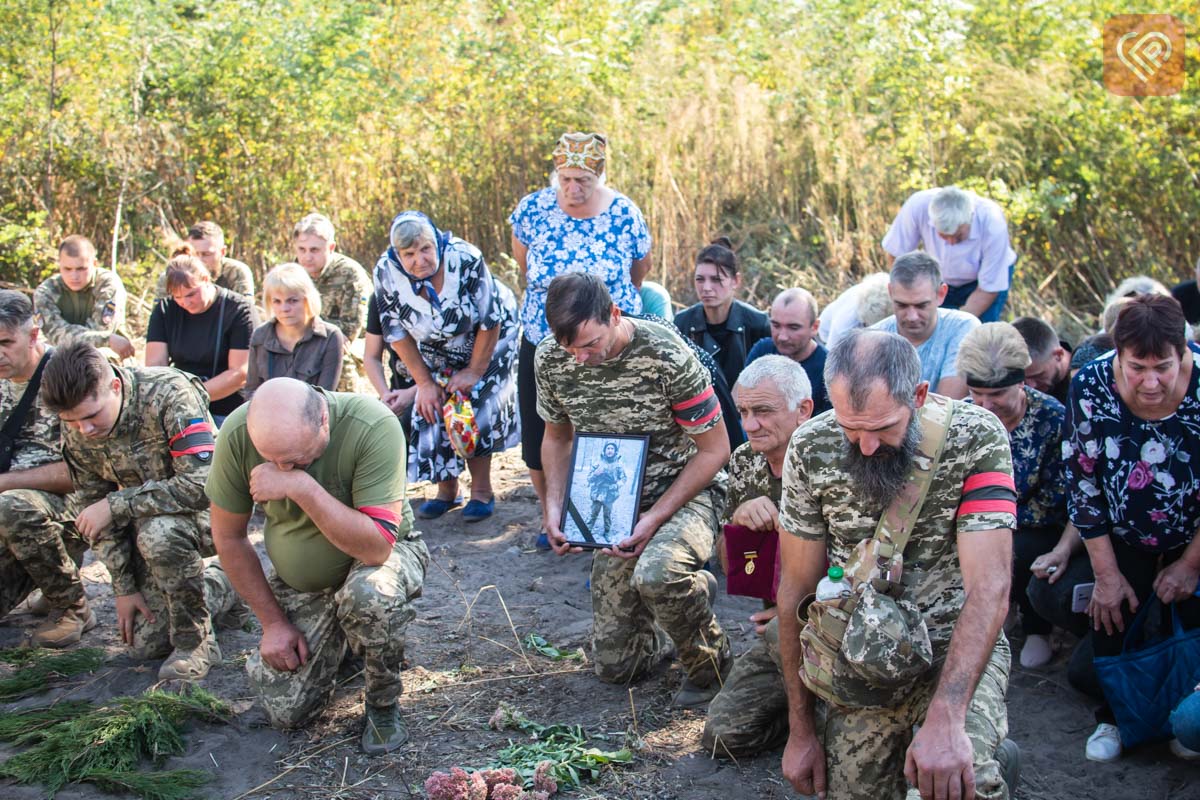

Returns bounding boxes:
[1104,15,1185,96]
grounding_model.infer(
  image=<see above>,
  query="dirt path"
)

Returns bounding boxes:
[2,449,1199,799]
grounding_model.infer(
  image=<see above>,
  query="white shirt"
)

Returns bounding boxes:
[881,188,1017,291]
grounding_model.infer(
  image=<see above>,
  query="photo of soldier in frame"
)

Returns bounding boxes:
[560,432,649,549]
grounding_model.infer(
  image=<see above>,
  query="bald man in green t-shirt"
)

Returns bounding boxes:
[206,378,428,754]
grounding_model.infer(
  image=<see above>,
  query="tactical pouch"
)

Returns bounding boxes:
[797,395,953,708]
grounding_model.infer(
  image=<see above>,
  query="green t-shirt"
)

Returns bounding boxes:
[206,389,412,593]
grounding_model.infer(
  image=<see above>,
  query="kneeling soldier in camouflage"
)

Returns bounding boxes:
[42,341,237,679]
[703,355,813,757]
[0,291,92,646]
[206,378,428,754]
[538,273,731,707]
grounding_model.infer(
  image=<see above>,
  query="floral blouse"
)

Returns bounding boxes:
[509,186,651,346]
[1063,342,1200,552]
[1007,387,1067,531]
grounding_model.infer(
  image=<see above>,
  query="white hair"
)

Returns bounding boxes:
[929,187,974,234]
[1105,275,1170,308]
[736,355,812,411]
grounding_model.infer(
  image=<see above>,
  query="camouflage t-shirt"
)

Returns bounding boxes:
[62,365,216,595]
[0,350,62,472]
[535,317,727,506]
[33,269,127,348]
[726,442,782,520]
[314,253,371,343]
[778,397,1016,653]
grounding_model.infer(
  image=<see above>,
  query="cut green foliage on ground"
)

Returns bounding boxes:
[0,647,105,701]
[522,634,583,662]
[0,687,230,800]
[487,703,633,790]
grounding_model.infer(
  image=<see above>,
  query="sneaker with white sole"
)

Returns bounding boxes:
[1170,738,1200,760]
[1085,722,1122,762]
[1019,634,1053,668]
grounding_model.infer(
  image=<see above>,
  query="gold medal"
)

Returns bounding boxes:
[744,550,758,575]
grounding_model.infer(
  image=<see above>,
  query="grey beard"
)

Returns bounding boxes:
[841,412,923,512]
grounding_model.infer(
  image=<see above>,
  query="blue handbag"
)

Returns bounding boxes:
[1094,597,1200,749]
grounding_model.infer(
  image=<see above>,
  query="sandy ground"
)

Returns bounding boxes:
[2,448,1199,799]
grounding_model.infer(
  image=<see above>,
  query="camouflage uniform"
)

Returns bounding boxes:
[62,365,219,657]
[313,253,371,392]
[703,442,788,757]
[536,317,729,686]
[0,352,86,616]
[155,257,255,300]
[204,392,428,728]
[778,398,1017,800]
[33,269,127,348]
[204,538,429,727]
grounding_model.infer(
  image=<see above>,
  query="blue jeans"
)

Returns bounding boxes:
[1172,690,1200,750]
[941,262,1015,322]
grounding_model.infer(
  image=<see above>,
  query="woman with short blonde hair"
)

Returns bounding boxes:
[244,262,345,398]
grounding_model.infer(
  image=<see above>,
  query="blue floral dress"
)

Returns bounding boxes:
[1063,342,1200,552]
[374,236,521,484]
[508,187,651,346]
[1007,387,1067,532]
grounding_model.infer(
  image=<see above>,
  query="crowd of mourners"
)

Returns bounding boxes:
[1,130,1199,799]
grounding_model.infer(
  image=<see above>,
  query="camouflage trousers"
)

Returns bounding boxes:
[245,537,429,729]
[590,490,728,686]
[0,489,86,616]
[819,634,1011,800]
[123,512,216,656]
[703,616,789,758]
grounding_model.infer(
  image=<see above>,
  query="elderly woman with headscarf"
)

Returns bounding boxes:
[374,211,520,523]
[508,132,652,546]
[956,322,1070,669]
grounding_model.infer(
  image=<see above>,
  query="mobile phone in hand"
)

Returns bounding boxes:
[1072,582,1095,613]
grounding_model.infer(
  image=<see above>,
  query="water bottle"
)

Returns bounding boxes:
[815,565,850,601]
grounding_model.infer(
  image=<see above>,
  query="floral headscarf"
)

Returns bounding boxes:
[551,132,607,176]
[382,210,452,310]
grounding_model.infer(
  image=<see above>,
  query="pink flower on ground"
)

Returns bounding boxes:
[533,761,558,795]
[1128,461,1153,490]
[478,768,520,792]
[489,786,525,800]
[527,793,550,800]
[425,767,486,800]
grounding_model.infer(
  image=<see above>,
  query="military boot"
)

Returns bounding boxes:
[158,632,222,682]
[32,598,97,648]
[361,702,409,754]
[214,596,253,631]
[671,570,730,709]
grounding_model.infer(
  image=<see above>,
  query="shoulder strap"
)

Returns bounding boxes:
[0,350,52,473]
[871,394,955,559]
[211,293,226,378]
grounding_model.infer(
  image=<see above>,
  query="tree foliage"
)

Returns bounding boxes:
[0,0,1196,325]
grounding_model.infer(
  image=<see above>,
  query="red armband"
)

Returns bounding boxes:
[169,421,215,458]
[359,505,401,544]
[672,385,721,428]
[957,471,1018,518]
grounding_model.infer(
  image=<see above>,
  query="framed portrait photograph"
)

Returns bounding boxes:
[560,432,650,549]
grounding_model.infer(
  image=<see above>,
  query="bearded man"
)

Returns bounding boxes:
[775,329,1020,800]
